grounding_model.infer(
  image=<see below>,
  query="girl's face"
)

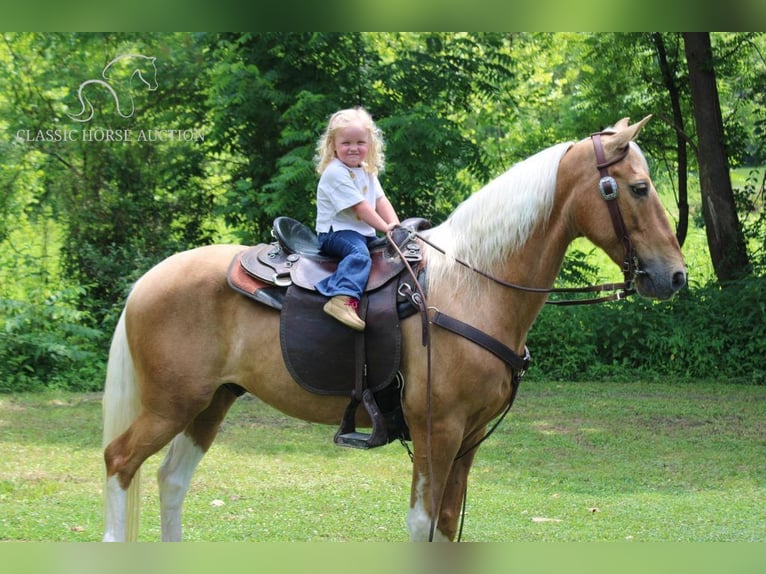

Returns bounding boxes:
[333,125,369,168]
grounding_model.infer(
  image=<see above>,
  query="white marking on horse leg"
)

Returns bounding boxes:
[103,475,127,542]
[406,475,450,542]
[157,432,205,542]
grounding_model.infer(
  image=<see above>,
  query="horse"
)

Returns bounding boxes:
[68,54,158,122]
[101,116,686,542]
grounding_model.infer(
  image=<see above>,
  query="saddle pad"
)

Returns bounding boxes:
[280,284,402,396]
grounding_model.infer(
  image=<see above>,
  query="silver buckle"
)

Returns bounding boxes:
[599,176,618,200]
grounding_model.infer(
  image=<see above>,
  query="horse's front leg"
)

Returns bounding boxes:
[406,421,466,541]
[436,429,483,541]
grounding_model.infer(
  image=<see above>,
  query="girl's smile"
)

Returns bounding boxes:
[334,125,369,168]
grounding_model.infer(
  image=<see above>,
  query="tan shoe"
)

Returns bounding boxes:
[323,296,366,331]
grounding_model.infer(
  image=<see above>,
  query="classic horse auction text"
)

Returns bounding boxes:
[16,128,205,143]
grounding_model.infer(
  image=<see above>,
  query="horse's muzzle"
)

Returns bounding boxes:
[634,263,687,300]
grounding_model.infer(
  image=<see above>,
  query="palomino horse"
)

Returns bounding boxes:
[102,116,686,541]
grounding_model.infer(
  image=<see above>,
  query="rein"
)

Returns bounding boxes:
[414,232,633,305]
[406,132,641,306]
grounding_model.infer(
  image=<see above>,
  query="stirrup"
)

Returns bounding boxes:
[333,389,389,449]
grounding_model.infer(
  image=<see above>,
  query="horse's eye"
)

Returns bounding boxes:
[630,183,649,197]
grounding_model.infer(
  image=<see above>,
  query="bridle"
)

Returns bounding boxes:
[591,130,645,295]
[406,131,642,306]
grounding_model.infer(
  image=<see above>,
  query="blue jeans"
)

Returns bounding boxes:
[315,229,375,300]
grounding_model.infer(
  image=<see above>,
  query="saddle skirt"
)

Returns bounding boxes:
[227,217,430,397]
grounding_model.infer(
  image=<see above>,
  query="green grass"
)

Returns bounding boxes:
[1,380,764,542]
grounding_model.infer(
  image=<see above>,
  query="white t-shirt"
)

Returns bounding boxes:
[315,158,385,236]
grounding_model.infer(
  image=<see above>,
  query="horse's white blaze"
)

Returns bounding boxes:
[407,475,450,541]
[158,433,206,542]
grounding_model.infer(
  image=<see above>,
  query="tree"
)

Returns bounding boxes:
[2,33,219,328]
[652,32,690,248]
[205,33,374,240]
[205,32,515,239]
[683,32,751,282]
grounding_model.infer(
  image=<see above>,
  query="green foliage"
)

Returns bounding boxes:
[205,33,367,239]
[556,247,602,287]
[528,276,766,384]
[0,288,103,392]
[204,32,515,237]
[734,167,766,274]
[2,33,222,330]
[2,32,766,391]
[379,105,481,222]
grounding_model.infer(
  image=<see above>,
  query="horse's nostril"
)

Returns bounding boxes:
[672,271,686,291]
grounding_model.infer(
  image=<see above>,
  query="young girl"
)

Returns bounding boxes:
[314,107,400,331]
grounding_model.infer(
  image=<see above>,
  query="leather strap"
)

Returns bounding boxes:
[591,133,637,283]
[353,295,369,401]
[413,230,633,305]
[430,310,530,372]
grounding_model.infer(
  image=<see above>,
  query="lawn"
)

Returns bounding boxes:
[1,380,764,543]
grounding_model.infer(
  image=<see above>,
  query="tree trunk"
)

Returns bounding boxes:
[653,32,689,248]
[683,32,750,282]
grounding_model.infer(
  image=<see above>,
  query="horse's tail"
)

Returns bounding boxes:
[102,307,141,541]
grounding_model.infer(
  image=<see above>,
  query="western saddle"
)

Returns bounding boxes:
[227,216,430,449]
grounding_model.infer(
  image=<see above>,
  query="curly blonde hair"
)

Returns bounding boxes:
[314,107,385,175]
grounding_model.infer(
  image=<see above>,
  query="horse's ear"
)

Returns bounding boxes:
[604,115,652,155]
[630,115,652,139]
[613,117,630,130]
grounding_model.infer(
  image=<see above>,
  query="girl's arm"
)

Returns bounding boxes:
[351,200,397,233]
[375,196,400,227]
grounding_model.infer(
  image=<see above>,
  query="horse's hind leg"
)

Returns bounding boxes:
[157,386,240,542]
[104,408,191,541]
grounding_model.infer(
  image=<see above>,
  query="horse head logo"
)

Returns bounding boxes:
[68,54,158,123]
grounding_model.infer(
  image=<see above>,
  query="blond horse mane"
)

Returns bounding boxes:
[425,141,573,294]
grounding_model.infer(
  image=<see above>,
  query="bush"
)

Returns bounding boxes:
[3,275,764,392]
[526,276,766,384]
[0,288,105,392]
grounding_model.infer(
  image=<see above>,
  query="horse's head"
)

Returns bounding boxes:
[561,116,687,300]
